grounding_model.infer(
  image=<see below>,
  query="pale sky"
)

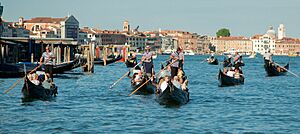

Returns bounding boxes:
[2,0,300,37]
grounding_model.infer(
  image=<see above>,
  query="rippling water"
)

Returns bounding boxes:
[1,55,300,133]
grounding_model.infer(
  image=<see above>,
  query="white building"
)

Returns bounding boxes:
[278,24,286,40]
[251,34,276,54]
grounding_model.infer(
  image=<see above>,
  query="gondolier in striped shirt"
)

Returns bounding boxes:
[170,47,181,79]
[141,46,154,78]
[40,46,56,82]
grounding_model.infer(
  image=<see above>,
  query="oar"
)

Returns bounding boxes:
[129,59,177,96]
[273,61,300,78]
[3,64,41,94]
[200,58,207,63]
[109,62,141,89]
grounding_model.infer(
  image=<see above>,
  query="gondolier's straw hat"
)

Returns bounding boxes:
[145,45,151,49]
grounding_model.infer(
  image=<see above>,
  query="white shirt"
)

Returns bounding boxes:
[226,71,235,77]
[160,81,168,92]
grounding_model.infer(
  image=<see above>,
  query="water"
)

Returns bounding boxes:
[1,55,300,133]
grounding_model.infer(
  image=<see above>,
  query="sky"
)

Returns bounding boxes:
[1,0,300,37]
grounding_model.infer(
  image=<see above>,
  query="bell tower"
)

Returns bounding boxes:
[123,20,130,32]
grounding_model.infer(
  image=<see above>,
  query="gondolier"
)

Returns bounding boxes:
[141,46,154,77]
[170,47,181,79]
[40,46,55,82]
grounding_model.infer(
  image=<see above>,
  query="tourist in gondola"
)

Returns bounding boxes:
[140,46,154,76]
[40,46,56,82]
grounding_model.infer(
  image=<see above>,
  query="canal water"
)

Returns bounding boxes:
[1,55,299,133]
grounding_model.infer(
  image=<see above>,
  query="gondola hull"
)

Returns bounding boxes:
[218,70,244,87]
[94,56,122,65]
[51,59,80,74]
[22,76,57,101]
[131,78,155,95]
[264,60,289,76]
[208,59,218,65]
[156,83,189,105]
[125,59,136,68]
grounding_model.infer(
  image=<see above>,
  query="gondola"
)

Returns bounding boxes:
[208,58,218,65]
[131,76,156,95]
[264,60,289,76]
[94,55,122,65]
[0,63,39,78]
[22,74,58,101]
[125,59,137,68]
[51,58,80,74]
[156,81,189,105]
[218,70,244,87]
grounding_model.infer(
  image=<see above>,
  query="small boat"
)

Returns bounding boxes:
[218,70,244,87]
[208,58,218,65]
[131,77,156,95]
[156,81,189,105]
[264,60,289,76]
[184,50,195,55]
[94,55,122,65]
[22,73,58,101]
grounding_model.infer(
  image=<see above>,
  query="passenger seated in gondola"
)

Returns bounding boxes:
[223,68,228,74]
[31,74,40,85]
[277,66,281,72]
[177,68,185,84]
[156,76,170,94]
[234,69,241,79]
[226,67,235,77]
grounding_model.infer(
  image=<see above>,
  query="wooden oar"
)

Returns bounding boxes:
[273,61,299,78]
[129,59,177,96]
[3,64,41,94]
[109,62,141,89]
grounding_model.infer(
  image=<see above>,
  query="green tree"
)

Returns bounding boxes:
[216,28,230,37]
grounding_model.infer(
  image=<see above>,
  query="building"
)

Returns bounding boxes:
[215,36,253,54]
[1,21,30,37]
[251,26,277,54]
[160,30,198,52]
[278,24,286,40]
[196,35,213,54]
[275,37,300,55]
[14,15,79,40]
[79,27,126,46]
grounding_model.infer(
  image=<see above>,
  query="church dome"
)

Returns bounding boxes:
[266,26,276,38]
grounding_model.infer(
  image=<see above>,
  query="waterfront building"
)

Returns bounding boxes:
[275,37,300,55]
[14,15,79,40]
[215,36,253,54]
[159,30,198,53]
[196,35,213,54]
[1,21,30,38]
[251,26,278,54]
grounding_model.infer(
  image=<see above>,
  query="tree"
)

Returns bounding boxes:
[216,28,230,37]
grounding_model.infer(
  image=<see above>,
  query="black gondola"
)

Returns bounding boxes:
[51,58,81,74]
[156,81,189,105]
[218,70,244,87]
[131,76,156,95]
[264,60,289,76]
[208,58,218,65]
[125,59,137,68]
[94,55,122,65]
[22,74,58,101]
[0,63,39,78]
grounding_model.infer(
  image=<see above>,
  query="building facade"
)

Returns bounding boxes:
[14,15,79,40]
[251,34,276,54]
[275,38,300,55]
[215,36,253,53]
